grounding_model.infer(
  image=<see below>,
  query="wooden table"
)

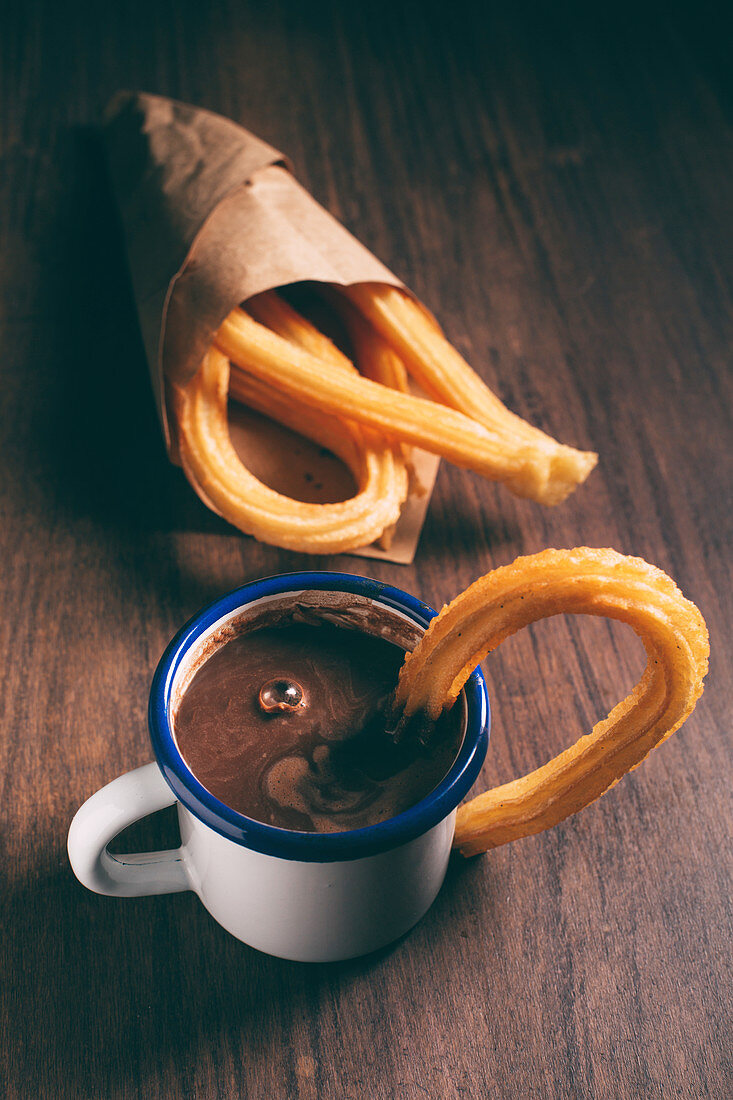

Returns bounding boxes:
[1,2,730,1097]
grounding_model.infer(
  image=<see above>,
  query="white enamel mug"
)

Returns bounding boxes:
[68,572,490,962]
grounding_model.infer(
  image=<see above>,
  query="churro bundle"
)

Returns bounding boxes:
[105,92,597,558]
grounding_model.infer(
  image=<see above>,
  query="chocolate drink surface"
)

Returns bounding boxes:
[174,622,463,832]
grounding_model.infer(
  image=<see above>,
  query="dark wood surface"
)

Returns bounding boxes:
[1,2,731,1097]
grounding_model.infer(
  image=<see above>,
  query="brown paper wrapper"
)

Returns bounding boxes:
[104,91,439,563]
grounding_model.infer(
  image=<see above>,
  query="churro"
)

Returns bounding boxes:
[344,284,597,503]
[389,548,709,855]
[173,346,407,553]
[216,304,587,504]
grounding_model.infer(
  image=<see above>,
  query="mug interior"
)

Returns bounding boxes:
[149,573,489,861]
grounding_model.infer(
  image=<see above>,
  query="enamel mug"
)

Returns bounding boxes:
[68,573,490,962]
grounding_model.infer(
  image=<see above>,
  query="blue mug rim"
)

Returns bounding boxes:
[148,572,490,862]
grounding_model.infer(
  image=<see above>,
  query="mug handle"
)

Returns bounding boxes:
[67,762,190,897]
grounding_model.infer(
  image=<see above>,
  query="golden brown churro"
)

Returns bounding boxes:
[172,346,407,554]
[344,284,598,503]
[216,305,588,504]
[390,548,709,855]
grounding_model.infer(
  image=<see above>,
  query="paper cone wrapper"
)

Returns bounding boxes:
[103,91,439,562]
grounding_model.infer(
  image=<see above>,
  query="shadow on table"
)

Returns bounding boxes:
[26,131,229,530]
[3,838,490,1099]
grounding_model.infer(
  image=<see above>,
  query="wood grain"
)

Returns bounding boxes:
[0,1,730,1097]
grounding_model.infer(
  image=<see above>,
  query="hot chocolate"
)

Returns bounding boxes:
[173,621,463,832]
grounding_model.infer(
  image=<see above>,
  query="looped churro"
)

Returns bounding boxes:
[172,348,408,555]
[172,288,413,553]
[390,548,709,855]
